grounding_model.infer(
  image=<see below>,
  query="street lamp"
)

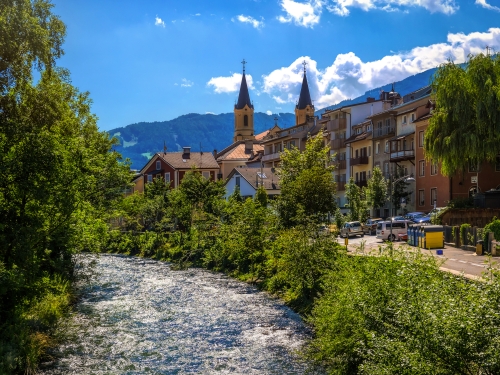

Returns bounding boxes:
[388,174,415,242]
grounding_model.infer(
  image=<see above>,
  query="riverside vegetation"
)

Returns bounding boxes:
[3,2,500,374]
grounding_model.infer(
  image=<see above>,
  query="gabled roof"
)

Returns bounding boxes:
[155,151,220,169]
[226,167,280,191]
[296,73,313,110]
[216,142,264,161]
[255,129,270,140]
[235,73,253,109]
[344,131,372,144]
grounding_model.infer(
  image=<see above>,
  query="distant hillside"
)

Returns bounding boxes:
[110,112,296,168]
[110,66,439,168]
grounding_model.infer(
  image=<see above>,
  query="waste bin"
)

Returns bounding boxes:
[421,225,444,249]
[476,240,484,255]
[410,224,423,247]
[418,226,425,248]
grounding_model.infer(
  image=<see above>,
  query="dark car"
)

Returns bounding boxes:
[414,214,431,224]
[404,212,426,221]
[363,218,383,235]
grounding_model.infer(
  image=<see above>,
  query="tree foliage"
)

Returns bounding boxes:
[276,133,337,227]
[345,177,368,222]
[365,166,387,212]
[425,53,500,176]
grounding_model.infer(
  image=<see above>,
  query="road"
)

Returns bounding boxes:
[334,233,498,280]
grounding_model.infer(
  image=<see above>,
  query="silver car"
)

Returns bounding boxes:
[340,221,364,238]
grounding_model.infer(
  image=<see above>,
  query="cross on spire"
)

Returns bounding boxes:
[241,59,247,74]
[302,60,308,73]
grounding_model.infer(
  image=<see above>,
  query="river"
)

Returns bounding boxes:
[41,254,322,374]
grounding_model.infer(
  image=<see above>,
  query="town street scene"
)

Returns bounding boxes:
[2,1,500,374]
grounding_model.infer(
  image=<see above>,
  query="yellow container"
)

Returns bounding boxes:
[422,225,444,249]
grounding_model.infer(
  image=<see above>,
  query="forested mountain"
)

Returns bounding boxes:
[110,67,437,168]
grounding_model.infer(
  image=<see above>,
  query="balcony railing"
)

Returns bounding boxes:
[330,138,345,149]
[372,127,395,139]
[337,181,346,191]
[336,159,346,170]
[262,152,281,162]
[390,149,415,161]
[326,118,347,132]
[350,155,369,165]
[355,180,368,188]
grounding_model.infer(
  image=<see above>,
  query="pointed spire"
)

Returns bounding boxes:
[297,61,313,110]
[235,59,253,109]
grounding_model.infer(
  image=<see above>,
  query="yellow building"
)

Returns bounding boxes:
[345,120,373,189]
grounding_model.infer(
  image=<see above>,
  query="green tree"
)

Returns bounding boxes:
[254,185,268,207]
[345,177,368,222]
[276,133,337,227]
[425,53,500,176]
[366,166,388,214]
[390,167,412,213]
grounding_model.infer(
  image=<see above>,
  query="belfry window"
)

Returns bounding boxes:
[244,115,248,126]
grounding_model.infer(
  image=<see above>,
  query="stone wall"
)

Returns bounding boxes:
[440,208,500,227]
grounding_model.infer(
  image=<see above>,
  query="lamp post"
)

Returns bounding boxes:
[389,174,415,242]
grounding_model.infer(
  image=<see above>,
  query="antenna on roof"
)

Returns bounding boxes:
[200,142,203,155]
[163,141,167,155]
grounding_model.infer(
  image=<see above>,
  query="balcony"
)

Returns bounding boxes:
[355,180,368,188]
[372,127,395,139]
[350,155,369,165]
[337,181,346,191]
[390,149,415,162]
[336,159,346,170]
[262,152,281,162]
[326,118,347,132]
[330,138,346,149]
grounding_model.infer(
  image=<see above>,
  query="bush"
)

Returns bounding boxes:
[460,223,471,246]
[483,217,500,253]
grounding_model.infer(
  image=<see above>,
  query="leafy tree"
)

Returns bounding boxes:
[390,167,412,213]
[254,185,268,207]
[425,53,500,177]
[345,177,368,222]
[276,133,337,227]
[365,166,388,214]
[229,185,243,203]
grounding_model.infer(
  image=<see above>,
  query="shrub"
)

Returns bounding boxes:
[483,217,500,253]
[460,223,471,246]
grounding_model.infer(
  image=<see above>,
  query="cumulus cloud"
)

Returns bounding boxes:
[327,0,458,17]
[234,14,264,28]
[262,28,500,108]
[207,73,254,93]
[155,16,165,27]
[277,0,323,28]
[476,0,500,12]
[266,110,273,115]
[181,79,194,87]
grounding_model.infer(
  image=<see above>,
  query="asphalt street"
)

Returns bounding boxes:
[336,233,498,280]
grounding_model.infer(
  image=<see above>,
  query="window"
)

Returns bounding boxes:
[164,172,170,183]
[244,115,248,126]
[235,176,240,187]
[367,125,371,131]
[402,115,407,124]
[356,128,361,134]
[431,162,438,175]
[147,174,153,183]
[384,162,389,176]
[418,160,425,176]
[419,190,425,206]
[376,142,380,154]
[411,113,415,122]
[419,131,424,147]
[431,188,437,206]
[368,146,371,157]
[385,141,389,153]
[385,119,391,127]
[156,160,161,170]
[202,171,210,179]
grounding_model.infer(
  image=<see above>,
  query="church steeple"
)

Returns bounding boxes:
[233,59,255,142]
[295,60,315,125]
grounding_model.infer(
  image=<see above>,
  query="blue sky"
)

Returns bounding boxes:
[52,0,500,131]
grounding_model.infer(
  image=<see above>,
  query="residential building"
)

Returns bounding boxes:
[345,120,372,191]
[224,167,280,200]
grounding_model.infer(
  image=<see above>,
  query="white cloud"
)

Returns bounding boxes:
[326,0,459,17]
[207,73,254,93]
[181,79,194,87]
[155,16,165,27]
[262,28,500,108]
[277,0,323,28]
[234,14,264,28]
[476,0,500,12]
[266,110,273,115]
[206,112,216,115]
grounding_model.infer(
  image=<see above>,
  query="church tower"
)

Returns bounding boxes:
[234,59,255,143]
[295,61,315,126]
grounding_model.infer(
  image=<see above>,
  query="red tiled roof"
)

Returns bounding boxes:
[157,151,219,169]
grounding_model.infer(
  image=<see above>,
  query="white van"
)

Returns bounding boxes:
[376,220,411,241]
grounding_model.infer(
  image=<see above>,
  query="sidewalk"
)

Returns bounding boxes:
[347,240,498,280]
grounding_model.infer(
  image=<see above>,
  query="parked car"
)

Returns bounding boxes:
[376,220,412,241]
[404,212,426,221]
[414,214,431,224]
[386,216,406,222]
[363,218,383,235]
[340,221,364,238]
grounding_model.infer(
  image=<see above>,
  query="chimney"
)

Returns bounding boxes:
[213,149,217,158]
[182,146,191,159]
[245,140,253,153]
